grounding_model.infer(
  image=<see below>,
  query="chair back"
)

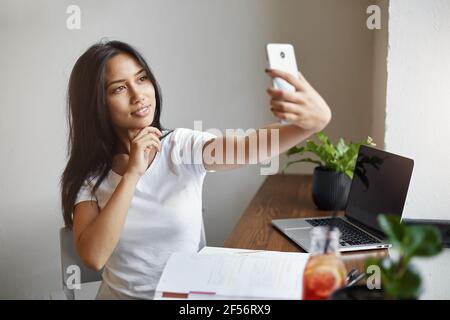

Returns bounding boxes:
[59,227,102,300]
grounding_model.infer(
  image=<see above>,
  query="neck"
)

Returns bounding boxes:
[114,127,140,155]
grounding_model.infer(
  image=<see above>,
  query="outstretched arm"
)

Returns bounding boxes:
[203,69,332,172]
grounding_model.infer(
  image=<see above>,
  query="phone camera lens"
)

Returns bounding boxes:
[280,52,285,59]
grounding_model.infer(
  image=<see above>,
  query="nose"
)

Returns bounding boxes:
[132,94,145,105]
[129,86,146,105]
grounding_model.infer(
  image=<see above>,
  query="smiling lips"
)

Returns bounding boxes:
[132,106,150,117]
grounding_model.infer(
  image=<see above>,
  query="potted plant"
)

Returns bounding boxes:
[331,214,443,300]
[282,132,376,210]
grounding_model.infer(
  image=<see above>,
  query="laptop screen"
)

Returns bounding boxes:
[345,145,414,235]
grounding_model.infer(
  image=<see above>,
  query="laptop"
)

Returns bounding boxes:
[272,145,414,252]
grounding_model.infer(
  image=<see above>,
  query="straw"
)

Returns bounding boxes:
[323,209,339,254]
[323,180,345,254]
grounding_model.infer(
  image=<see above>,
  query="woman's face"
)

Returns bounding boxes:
[104,53,156,131]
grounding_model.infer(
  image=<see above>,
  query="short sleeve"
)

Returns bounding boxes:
[173,128,217,176]
[74,178,98,206]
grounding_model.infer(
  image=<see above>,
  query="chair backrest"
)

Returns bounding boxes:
[59,227,102,300]
[199,217,207,251]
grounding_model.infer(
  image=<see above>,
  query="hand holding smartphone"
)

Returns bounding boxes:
[266,43,299,124]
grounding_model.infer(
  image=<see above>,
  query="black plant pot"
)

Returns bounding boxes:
[330,285,385,300]
[312,167,351,211]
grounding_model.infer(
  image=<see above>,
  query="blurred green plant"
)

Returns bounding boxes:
[365,214,443,300]
[282,132,376,179]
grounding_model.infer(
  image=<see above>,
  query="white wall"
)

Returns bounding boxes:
[371,0,388,149]
[0,0,377,298]
[386,0,450,220]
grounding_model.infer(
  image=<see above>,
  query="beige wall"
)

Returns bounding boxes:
[281,0,379,174]
[0,0,382,298]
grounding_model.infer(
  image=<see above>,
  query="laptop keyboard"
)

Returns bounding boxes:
[307,218,382,246]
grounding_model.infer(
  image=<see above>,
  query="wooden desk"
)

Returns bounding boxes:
[224,174,387,273]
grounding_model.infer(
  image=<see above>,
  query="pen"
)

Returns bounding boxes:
[346,272,366,287]
[345,268,358,283]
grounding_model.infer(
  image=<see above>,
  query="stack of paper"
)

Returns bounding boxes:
[154,247,309,300]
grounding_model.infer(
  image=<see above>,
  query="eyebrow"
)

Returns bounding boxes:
[107,68,146,88]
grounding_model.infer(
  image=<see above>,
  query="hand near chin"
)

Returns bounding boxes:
[126,124,151,142]
[125,126,162,177]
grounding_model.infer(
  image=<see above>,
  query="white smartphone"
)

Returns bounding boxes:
[266,43,299,124]
[266,43,299,91]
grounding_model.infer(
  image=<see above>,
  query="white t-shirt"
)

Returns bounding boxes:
[74,128,216,299]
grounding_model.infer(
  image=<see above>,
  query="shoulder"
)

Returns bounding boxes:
[167,128,217,176]
[170,128,217,143]
[75,173,102,205]
[80,169,114,190]
[171,128,192,140]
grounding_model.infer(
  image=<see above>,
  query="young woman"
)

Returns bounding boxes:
[60,40,331,299]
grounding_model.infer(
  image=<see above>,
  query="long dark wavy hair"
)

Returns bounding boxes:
[60,40,171,228]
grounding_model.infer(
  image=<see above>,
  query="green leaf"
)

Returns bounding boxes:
[315,144,334,165]
[305,140,318,152]
[364,257,382,271]
[316,132,329,145]
[286,146,305,156]
[344,169,353,179]
[336,138,349,157]
[282,158,323,173]
[404,225,443,258]
[378,214,405,245]
[365,214,443,300]
[283,132,377,177]
[384,265,422,300]
[341,145,358,170]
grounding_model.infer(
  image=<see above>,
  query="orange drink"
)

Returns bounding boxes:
[302,227,347,300]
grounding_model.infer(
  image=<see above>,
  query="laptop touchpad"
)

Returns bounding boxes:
[284,229,312,249]
[273,218,312,230]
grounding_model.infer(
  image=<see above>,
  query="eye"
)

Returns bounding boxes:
[138,75,148,82]
[113,85,126,94]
